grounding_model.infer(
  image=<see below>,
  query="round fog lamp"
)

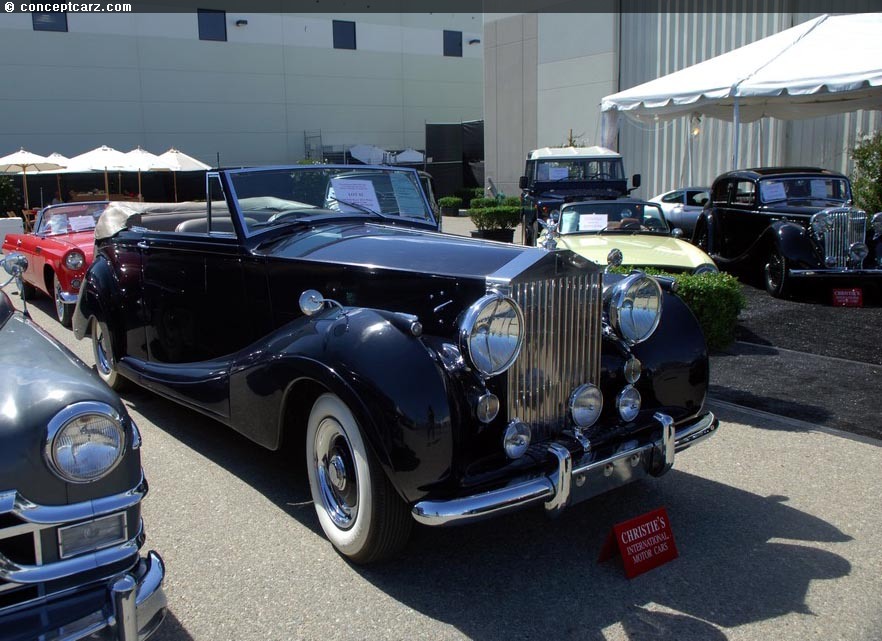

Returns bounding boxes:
[476,393,500,424]
[503,421,531,459]
[569,384,602,428]
[616,385,641,422]
[623,356,642,384]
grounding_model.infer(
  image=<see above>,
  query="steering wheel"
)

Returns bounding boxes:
[618,218,643,231]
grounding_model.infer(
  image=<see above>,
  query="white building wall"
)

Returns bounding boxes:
[0,12,483,167]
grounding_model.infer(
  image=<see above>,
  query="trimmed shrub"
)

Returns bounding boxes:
[455,187,485,208]
[610,267,745,350]
[469,205,521,231]
[501,196,521,207]
[438,196,463,209]
[469,197,499,209]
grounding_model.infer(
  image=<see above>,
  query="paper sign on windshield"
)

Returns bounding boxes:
[579,214,608,231]
[811,180,828,199]
[329,179,381,213]
[68,215,95,232]
[549,167,569,180]
[760,181,787,202]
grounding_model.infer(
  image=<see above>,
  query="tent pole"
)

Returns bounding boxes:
[732,97,740,169]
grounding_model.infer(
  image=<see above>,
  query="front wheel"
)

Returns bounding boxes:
[306,393,411,564]
[53,273,72,327]
[764,248,790,298]
[92,318,126,390]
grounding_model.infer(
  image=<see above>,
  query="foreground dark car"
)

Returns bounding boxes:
[693,168,882,297]
[0,255,166,640]
[73,165,717,563]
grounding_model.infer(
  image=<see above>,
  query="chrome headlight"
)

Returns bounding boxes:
[45,402,126,483]
[607,273,663,345]
[64,251,85,270]
[693,263,718,275]
[459,294,524,377]
[810,212,830,237]
[872,212,882,236]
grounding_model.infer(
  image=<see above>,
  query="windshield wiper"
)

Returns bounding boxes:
[326,196,384,219]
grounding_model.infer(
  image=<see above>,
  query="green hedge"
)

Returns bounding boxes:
[469,197,499,209]
[469,205,522,231]
[611,267,745,350]
[438,196,462,209]
[455,187,485,207]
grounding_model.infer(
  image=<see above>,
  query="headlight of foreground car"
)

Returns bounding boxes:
[607,273,663,345]
[64,251,85,270]
[459,294,525,377]
[45,402,125,483]
[693,263,718,275]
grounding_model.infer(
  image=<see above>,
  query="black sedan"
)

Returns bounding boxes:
[73,165,718,563]
[693,167,882,298]
[0,254,166,641]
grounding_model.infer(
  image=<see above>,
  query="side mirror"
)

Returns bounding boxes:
[631,174,641,189]
[518,176,528,190]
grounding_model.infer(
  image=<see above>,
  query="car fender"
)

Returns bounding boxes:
[693,211,715,252]
[73,253,123,345]
[228,307,454,504]
[764,221,819,268]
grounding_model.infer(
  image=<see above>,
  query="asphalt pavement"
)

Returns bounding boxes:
[3,231,882,640]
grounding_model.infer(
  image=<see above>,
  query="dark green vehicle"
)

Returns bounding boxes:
[0,254,166,641]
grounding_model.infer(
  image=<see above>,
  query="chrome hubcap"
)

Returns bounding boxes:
[94,327,111,375]
[314,418,358,529]
[54,281,64,318]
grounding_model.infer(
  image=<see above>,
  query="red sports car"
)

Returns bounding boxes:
[1,201,107,326]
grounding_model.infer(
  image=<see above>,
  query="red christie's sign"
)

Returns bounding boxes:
[598,507,678,578]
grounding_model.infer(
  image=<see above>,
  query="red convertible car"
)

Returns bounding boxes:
[1,201,106,326]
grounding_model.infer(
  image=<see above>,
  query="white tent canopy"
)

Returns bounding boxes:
[601,13,882,166]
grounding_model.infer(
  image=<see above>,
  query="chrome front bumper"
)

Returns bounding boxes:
[789,267,882,278]
[412,412,718,526]
[0,550,166,641]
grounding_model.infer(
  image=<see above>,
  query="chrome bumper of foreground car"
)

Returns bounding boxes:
[789,267,882,278]
[0,551,166,641]
[412,412,718,526]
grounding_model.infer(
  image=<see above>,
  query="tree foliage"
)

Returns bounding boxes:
[850,131,882,214]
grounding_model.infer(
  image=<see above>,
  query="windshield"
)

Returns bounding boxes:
[558,202,670,234]
[228,166,434,235]
[759,177,851,205]
[532,158,624,183]
[36,202,105,236]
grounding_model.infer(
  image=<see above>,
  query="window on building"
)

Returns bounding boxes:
[333,20,356,50]
[198,9,227,42]
[443,30,462,57]
[32,12,68,32]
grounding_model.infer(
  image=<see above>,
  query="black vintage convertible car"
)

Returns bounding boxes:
[693,167,882,298]
[0,254,166,640]
[73,165,718,563]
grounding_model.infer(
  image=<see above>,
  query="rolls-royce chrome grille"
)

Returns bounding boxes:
[507,272,602,438]
[822,208,868,269]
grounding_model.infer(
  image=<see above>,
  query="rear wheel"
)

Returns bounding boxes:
[53,273,72,327]
[306,393,411,564]
[92,318,126,390]
[764,248,790,298]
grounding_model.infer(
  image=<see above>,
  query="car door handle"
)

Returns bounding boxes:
[137,241,149,249]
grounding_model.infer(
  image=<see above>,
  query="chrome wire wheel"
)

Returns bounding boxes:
[53,273,72,327]
[313,417,359,529]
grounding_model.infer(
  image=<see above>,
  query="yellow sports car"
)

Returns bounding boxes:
[539,199,718,274]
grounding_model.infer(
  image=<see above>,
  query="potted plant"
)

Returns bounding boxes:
[469,204,521,242]
[438,196,463,217]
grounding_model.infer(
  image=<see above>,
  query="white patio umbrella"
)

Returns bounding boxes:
[157,148,211,201]
[125,147,171,201]
[67,145,130,200]
[34,153,73,204]
[0,148,65,209]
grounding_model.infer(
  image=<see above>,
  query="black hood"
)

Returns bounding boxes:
[259,222,532,279]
